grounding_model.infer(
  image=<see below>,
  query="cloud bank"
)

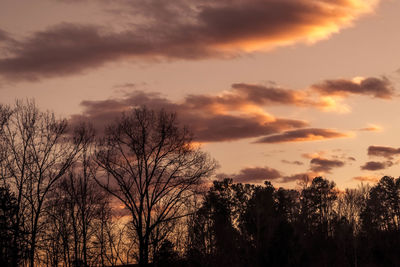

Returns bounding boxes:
[70,86,356,144]
[0,0,380,81]
[70,90,310,142]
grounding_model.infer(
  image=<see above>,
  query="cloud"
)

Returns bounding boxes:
[231,83,305,105]
[281,160,304,166]
[0,24,163,81]
[367,145,400,159]
[360,161,393,171]
[359,124,382,132]
[310,157,345,173]
[70,90,308,142]
[311,77,395,99]
[255,128,350,143]
[183,83,309,114]
[0,0,380,81]
[217,166,281,184]
[217,167,321,185]
[353,176,379,183]
[281,172,318,184]
[71,80,378,144]
[0,29,10,42]
[0,29,16,53]
[185,82,358,112]
[302,151,328,159]
[190,115,306,142]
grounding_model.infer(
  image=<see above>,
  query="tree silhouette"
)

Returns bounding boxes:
[301,177,337,236]
[0,185,25,266]
[4,100,400,266]
[0,101,92,266]
[187,179,248,267]
[95,107,217,266]
[362,176,400,232]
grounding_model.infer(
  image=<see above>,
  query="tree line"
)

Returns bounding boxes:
[0,101,399,266]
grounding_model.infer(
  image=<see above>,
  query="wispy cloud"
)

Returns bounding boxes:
[281,160,304,166]
[353,176,379,183]
[255,128,350,143]
[359,124,383,132]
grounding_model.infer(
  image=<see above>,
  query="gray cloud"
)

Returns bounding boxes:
[0,0,379,81]
[281,160,304,166]
[360,161,393,171]
[0,29,10,42]
[281,172,315,183]
[229,83,340,109]
[368,145,400,160]
[217,166,281,184]
[310,157,345,173]
[311,77,395,99]
[0,24,173,81]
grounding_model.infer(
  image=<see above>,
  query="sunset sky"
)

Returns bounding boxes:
[1,0,400,189]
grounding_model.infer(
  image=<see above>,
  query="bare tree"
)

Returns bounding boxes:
[0,100,91,266]
[45,156,110,266]
[337,184,370,233]
[95,107,217,266]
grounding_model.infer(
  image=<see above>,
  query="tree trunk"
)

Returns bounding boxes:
[29,233,36,267]
[139,242,149,267]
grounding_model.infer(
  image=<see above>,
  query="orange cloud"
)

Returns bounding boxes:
[359,124,383,132]
[72,73,392,144]
[209,0,379,51]
[353,176,379,183]
[70,90,308,143]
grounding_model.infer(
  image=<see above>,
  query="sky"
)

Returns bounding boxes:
[1,0,400,189]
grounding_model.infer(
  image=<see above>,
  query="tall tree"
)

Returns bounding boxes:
[301,177,338,236]
[361,176,400,232]
[95,107,216,266]
[0,100,91,266]
[0,185,24,266]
